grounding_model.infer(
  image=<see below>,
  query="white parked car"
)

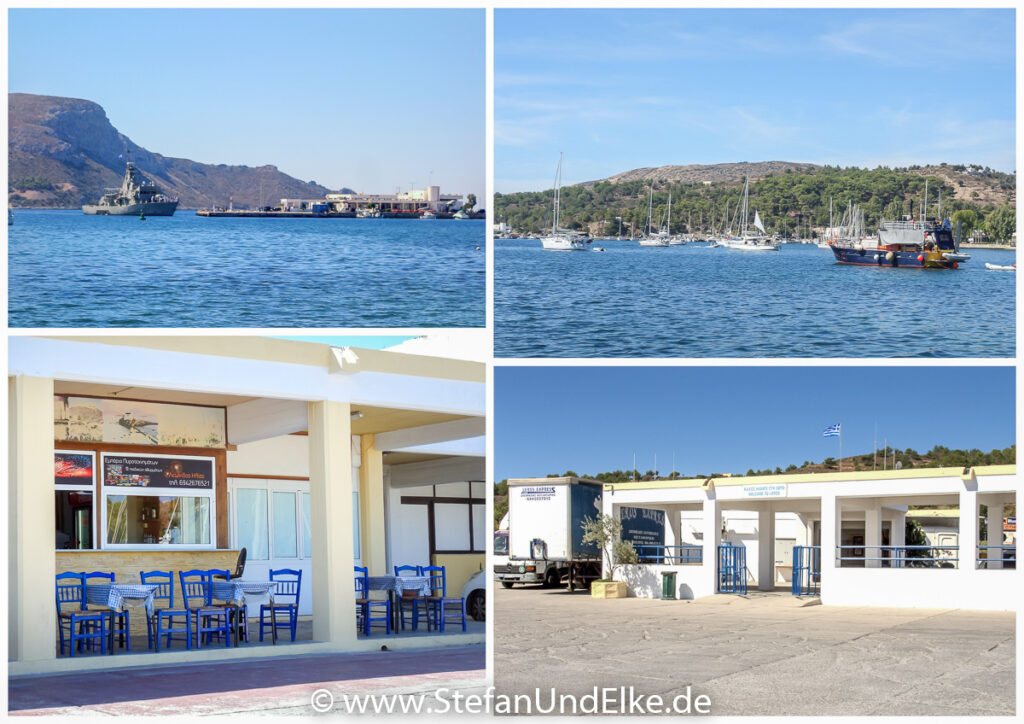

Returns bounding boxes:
[461,569,486,621]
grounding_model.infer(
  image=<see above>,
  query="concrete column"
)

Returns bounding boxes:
[820,493,840,588]
[665,506,682,564]
[958,483,979,571]
[308,400,357,646]
[359,434,387,575]
[9,375,57,663]
[892,509,906,568]
[864,499,882,568]
[701,494,721,596]
[757,505,776,590]
[986,502,1004,569]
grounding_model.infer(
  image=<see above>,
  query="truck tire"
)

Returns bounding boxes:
[543,569,560,588]
[501,581,515,589]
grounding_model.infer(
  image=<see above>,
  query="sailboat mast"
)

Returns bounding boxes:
[667,192,672,234]
[922,179,928,223]
[648,185,654,236]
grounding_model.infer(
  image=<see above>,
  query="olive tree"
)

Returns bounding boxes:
[581,514,638,582]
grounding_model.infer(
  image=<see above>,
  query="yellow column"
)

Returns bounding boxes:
[9,375,57,663]
[359,434,387,575]
[307,400,357,647]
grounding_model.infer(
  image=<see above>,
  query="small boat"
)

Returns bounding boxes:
[452,209,470,219]
[593,247,606,252]
[943,251,971,262]
[985,262,1016,271]
[718,177,779,251]
[420,210,437,220]
[540,153,591,251]
[7,209,12,226]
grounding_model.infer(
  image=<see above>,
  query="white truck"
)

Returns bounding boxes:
[494,477,604,591]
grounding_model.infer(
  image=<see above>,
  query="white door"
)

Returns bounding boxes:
[228,478,314,615]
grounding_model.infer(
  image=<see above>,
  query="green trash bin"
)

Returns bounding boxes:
[661,571,677,600]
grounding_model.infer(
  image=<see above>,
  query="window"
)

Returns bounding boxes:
[55,450,96,550]
[273,491,298,558]
[236,488,269,560]
[100,453,216,549]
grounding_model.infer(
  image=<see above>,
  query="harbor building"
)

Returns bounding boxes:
[9,336,485,674]
[280,186,464,215]
[599,467,1018,610]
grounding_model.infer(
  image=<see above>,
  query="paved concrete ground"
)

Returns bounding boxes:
[10,644,485,715]
[495,586,1015,716]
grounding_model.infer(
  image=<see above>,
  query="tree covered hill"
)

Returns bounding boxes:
[494,162,1016,242]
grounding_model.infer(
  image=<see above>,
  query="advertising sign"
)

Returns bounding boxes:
[102,454,214,489]
[55,451,96,487]
[620,506,665,547]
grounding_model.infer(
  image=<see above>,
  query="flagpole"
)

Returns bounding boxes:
[839,427,842,473]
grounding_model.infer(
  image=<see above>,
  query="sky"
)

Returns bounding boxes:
[495,8,1016,192]
[494,366,1016,482]
[273,335,413,350]
[9,9,484,200]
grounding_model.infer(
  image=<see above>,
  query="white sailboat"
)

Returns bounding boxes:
[638,186,670,247]
[719,176,780,251]
[540,153,591,251]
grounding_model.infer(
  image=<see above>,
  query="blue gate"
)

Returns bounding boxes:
[792,545,821,596]
[717,542,747,594]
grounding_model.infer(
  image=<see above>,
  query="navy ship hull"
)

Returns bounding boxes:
[82,201,178,216]
[831,244,958,269]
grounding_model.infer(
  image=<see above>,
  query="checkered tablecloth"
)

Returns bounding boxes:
[85,583,160,617]
[366,575,431,597]
[210,580,277,605]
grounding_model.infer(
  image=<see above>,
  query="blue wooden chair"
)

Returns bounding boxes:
[354,566,390,636]
[207,568,248,644]
[83,571,131,651]
[140,570,190,651]
[56,572,107,656]
[422,565,467,633]
[394,565,431,631]
[260,568,301,642]
[179,569,231,648]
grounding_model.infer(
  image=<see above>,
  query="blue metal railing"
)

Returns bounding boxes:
[977,544,1016,567]
[633,544,703,565]
[836,545,959,568]
[718,543,746,594]
[792,545,821,596]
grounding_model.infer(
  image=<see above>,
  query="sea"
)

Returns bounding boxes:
[495,239,1017,357]
[8,211,485,327]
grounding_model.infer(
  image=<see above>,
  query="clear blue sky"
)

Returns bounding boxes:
[9,9,484,200]
[273,335,413,350]
[496,8,1016,192]
[495,366,1016,481]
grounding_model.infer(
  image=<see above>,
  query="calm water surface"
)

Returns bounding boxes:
[495,239,1016,357]
[9,211,484,327]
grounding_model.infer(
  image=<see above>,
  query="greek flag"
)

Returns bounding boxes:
[823,424,841,438]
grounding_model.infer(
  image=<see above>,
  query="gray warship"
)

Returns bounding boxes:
[82,156,178,216]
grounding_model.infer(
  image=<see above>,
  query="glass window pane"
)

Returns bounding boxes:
[472,504,485,552]
[273,492,297,558]
[56,490,93,549]
[302,493,312,558]
[105,495,211,545]
[435,503,470,551]
[236,488,269,559]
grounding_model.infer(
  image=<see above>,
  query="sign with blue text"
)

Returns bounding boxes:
[741,484,788,499]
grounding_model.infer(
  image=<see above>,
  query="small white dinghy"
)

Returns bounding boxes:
[985,262,1016,271]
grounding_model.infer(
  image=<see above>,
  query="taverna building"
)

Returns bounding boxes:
[601,467,1018,610]
[9,336,485,673]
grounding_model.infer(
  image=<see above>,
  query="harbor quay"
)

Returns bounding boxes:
[198,185,484,219]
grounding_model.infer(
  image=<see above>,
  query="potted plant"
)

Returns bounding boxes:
[581,514,638,598]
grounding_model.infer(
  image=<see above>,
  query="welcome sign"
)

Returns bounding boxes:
[103,454,214,489]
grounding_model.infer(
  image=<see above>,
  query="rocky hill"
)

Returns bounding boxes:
[8,93,346,209]
[590,160,820,187]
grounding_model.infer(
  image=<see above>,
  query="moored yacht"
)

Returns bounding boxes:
[540,153,591,251]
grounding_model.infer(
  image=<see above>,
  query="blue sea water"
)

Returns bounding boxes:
[495,239,1017,358]
[8,211,485,327]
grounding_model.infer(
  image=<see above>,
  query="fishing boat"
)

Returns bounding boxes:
[82,153,178,216]
[831,219,962,269]
[719,177,779,251]
[540,153,591,251]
